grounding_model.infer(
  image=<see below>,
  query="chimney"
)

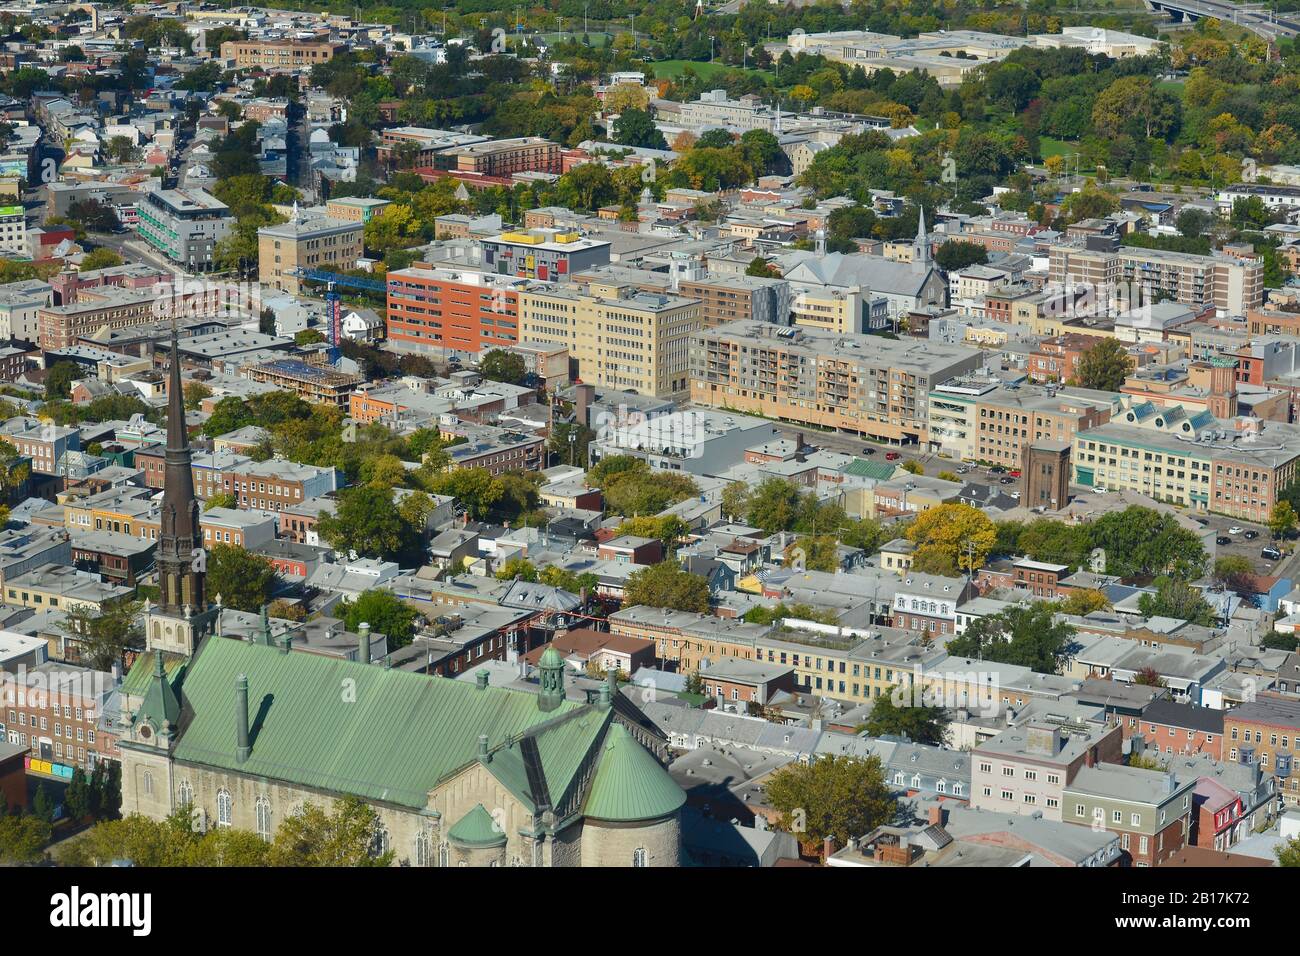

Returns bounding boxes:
[927,804,945,827]
[575,382,595,429]
[280,631,292,654]
[477,732,489,760]
[822,836,836,860]
[357,621,371,664]
[606,665,618,699]
[235,674,251,763]
[1086,746,1096,768]
[477,669,490,690]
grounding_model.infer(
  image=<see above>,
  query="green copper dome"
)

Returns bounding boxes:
[539,645,565,668]
[448,804,507,848]
[584,724,686,823]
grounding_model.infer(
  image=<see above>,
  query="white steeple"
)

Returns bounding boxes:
[914,206,931,268]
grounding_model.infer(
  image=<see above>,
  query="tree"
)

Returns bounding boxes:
[1089,507,1206,580]
[947,604,1076,674]
[65,767,91,821]
[317,485,421,563]
[862,690,949,745]
[1175,207,1213,239]
[745,256,782,278]
[934,240,989,272]
[786,534,840,572]
[495,556,538,582]
[183,381,212,411]
[765,755,895,853]
[1137,577,1218,626]
[746,477,804,533]
[1213,555,1255,591]
[337,589,418,648]
[900,459,924,476]
[1270,501,1298,540]
[721,481,751,524]
[1057,588,1110,615]
[623,561,710,612]
[32,784,54,823]
[207,544,277,612]
[1277,835,1300,867]
[80,248,124,270]
[0,814,51,864]
[60,598,143,671]
[905,503,997,573]
[478,349,527,385]
[613,107,668,150]
[267,796,393,866]
[1133,666,1167,687]
[616,515,690,554]
[45,361,80,400]
[1072,338,1133,392]
[204,492,237,511]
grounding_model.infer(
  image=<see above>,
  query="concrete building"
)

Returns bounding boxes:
[258,209,364,294]
[482,229,611,282]
[219,39,345,69]
[691,320,982,446]
[137,188,233,272]
[519,283,701,398]
[386,265,527,358]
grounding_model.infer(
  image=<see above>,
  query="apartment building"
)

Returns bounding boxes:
[972,721,1124,822]
[691,321,982,445]
[36,287,162,350]
[926,376,1116,465]
[1123,699,1224,761]
[519,283,701,398]
[135,446,338,510]
[439,137,562,177]
[323,197,392,224]
[258,211,364,294]
[755,623,946,708]
[1224,695,1300,805]
[0,278,50,343]
[137,188,232,271]
[1028,332,1100,384]
[386,265,527,357]
[1073,401,1300,521]
[1,663,120,771]
[219,39,345,69]
[0,203,24,254]
[677,274,792,328]
[482,229,611,281]
[1047,243,1264,316]
[607,606,769,672]
[1062,764,1194,866]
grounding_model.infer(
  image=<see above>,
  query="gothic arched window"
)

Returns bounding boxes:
[216,789,232,828]
[255,796,272,840]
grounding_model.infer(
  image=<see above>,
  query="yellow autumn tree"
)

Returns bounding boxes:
[904,503,997,574]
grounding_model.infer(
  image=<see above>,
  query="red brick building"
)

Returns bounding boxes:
[1126,699,1224,761]
[385,265,527,356]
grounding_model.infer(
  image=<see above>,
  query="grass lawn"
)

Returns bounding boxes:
[648,58,773,81]
[540,31,612,48]
[1038,135,1099,171]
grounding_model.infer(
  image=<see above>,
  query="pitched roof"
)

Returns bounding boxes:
[447,804,507,847]
[158,637,584,809]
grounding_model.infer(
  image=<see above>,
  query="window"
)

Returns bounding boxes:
[217,789,232,828]
[632,847,647,867]
[255,797,272,841]
[179,780,193,806]
[142,771,153,796]
[1131,812,1140,826]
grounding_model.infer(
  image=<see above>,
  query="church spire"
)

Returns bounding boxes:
[915,206,931,266]
[156,324,205,618]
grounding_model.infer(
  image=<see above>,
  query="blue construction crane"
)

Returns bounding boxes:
[290,269,388,349]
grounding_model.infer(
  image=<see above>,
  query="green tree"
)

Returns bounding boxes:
[1270,501,1298,540]
[862,689,950,745]
[183,381,212,411]
[65,767,91,821]
[1072,338,1133,392]
[32,784,54,823]
[337,589,419,648]
[745,256,782,278]
[1089,507,1206,580]
[721,481,752,522]
[266,796,393,866]
[616,515,690,554]
[623,561,710,612]
[947,604,1076,674]
[204,492,238,511]
[1277,835,1300,867]
[478,349,527,385]
[613,107,668,150]
[60,598,143,671]
[316,485,420,563]
[0,814,51,864]
[495,556,539,582]
[1137,577,1218,626]
[1213,555,1255,591]
[80,247,124,270]
[905,503,997,573]
[746,477,804,533]
[45,361,80,400]
[934,240,989,272]
[765,755,895,853]
[207,544,277,612]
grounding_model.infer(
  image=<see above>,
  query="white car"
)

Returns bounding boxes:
[1228,527,1243,535]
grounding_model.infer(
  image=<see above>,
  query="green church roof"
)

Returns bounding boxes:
[158,637,584,809]
[447,804,508,847]
[583,723,685,823]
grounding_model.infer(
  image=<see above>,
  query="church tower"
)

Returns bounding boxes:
[913,206,932,269]
[146,326,214,656]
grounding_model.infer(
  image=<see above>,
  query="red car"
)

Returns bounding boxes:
[1009,469,1022,478]
[885,452,900,461]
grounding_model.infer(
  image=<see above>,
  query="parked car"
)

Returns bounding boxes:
[885,452,900,461]
[989,465,1008,474]
[1263,546,1283,561]
[999,476,1016,484]
[1216,536,1232,545]
[862,447,876,456]
[1228,526,1244,535]
[1008,469,1022,479]
[957,465,970,474]
[1244,530,1259,540]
